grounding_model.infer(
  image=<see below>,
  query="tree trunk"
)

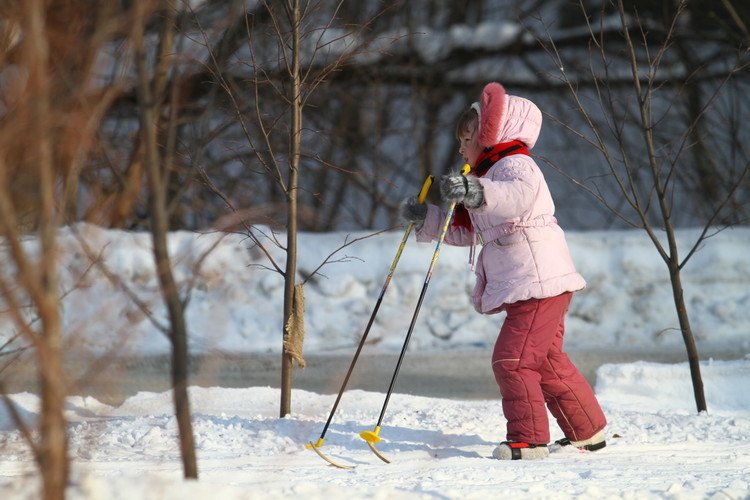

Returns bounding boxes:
[29,0,70,495]
[668,262,708,412]
[151,190,199,478]
[38,340,68,500]
[142,96,199,479]
[280,0,302,418]
[38,143,68,500]
[134,0,198,476]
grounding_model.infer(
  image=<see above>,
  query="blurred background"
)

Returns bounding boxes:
[1,0,747,235]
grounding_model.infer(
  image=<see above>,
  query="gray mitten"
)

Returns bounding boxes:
[440,174,468,203]
[440,174,484,209]
[399,195,428,229]
[463,176,484,209]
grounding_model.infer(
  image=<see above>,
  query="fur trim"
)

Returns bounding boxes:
[477,82,506,148]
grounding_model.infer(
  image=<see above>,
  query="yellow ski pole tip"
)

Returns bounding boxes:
[306,438,324,449]
[359,426,382,443]
[359,431,381,443]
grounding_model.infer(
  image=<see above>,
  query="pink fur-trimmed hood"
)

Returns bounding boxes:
[472,82,543,149]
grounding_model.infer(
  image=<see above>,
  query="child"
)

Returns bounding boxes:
[401,82,607,460]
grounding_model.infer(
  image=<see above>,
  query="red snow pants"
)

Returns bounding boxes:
[492,292,606,444]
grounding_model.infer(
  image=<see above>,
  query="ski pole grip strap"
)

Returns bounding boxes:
[417,175,434,203]
[459,164,471,194]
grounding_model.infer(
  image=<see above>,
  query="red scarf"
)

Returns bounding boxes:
[452,140,530,230]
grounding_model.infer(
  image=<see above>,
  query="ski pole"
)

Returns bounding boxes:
[307,174,434,468]
[360,164,470,463]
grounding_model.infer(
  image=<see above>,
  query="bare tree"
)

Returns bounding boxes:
[195,0,406,416]
[537,0,749,412]
[131,0,198,478]
[0,1,121,497]
[0,2,69,488]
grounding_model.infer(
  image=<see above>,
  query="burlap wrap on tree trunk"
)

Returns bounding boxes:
[283,284,306,368]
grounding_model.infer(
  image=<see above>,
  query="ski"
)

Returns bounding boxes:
[360,426,391,463]
[365,441,391,463]
[306,439,355,469]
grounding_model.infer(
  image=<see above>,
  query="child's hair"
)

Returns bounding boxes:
[455,107,479,141]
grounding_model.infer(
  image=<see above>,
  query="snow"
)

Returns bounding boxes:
[1,224,749,499]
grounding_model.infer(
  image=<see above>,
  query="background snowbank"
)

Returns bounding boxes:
[8,224,746,357]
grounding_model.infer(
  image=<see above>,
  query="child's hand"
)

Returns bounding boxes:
[399,196,428,229]
[440,174,485,209]
[440,174,468,203]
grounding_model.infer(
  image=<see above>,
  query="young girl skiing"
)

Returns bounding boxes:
[401,82,607,460]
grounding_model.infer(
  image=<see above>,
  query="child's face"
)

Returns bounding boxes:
[458,123,482,167]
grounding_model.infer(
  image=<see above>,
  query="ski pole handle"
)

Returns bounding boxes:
[427,164,470,278]
[388,174,434,275]
[443,164,470,229]
[417,175,434,204]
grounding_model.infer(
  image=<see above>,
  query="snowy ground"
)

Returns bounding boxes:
[2,360,749,499]
[1,224,749,499]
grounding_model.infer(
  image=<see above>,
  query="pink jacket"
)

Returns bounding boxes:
[416,95,585,314]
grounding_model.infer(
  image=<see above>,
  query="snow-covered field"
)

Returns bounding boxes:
[1,224,749,499]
